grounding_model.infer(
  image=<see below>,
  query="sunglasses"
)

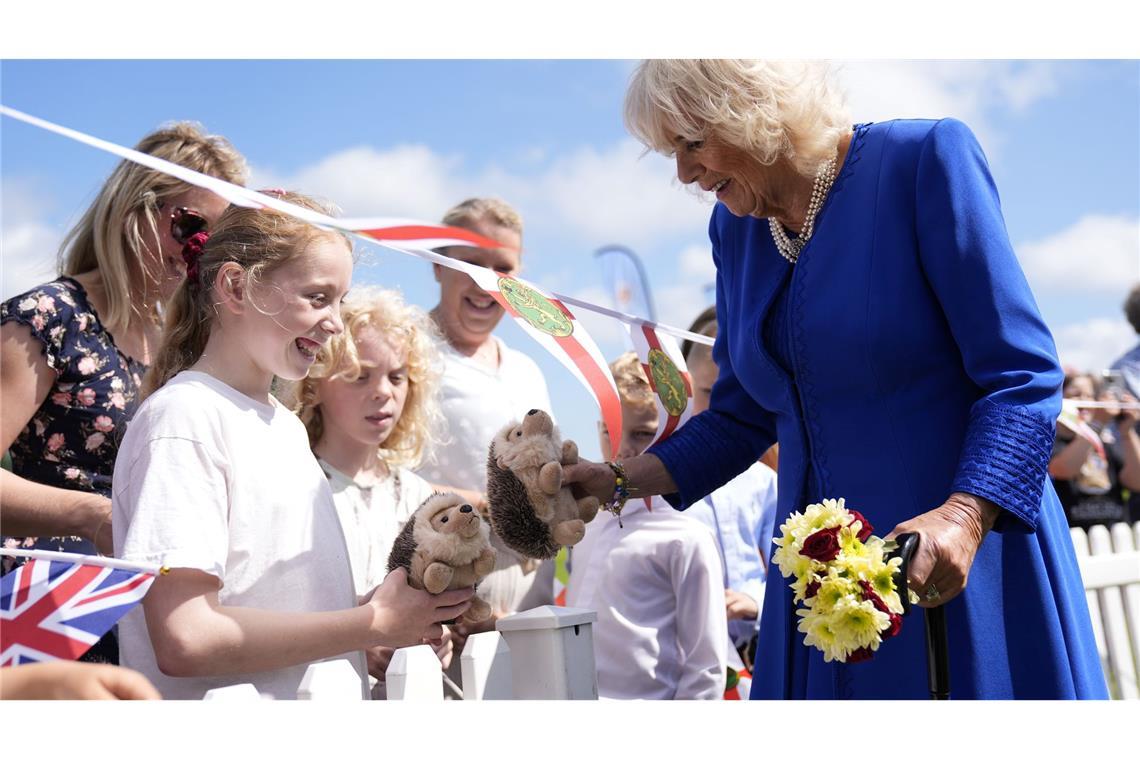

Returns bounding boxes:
[156,201,209,244]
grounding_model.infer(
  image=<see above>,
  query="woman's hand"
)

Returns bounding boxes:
[885,492,1000,608]
[561,457,616,504]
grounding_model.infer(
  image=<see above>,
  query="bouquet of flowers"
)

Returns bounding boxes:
[772,498,917,663]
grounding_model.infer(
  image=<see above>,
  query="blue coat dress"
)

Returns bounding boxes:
[649,118,1108,699]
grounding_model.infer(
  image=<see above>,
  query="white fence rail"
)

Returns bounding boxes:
[1071,521,1140,700]
[202,522,1140,702]
[202,605,598,701]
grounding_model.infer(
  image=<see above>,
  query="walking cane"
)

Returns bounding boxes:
[890,532,950,700]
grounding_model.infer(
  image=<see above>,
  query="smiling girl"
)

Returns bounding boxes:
[111,193,471,699]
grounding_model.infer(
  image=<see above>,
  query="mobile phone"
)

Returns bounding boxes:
[1102,369,1126,398]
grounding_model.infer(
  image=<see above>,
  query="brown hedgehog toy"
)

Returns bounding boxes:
[486,409,600,559]
[386,492,496,624]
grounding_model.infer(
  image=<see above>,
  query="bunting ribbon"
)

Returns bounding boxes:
[0,104,724,448]
[629,323,694,449]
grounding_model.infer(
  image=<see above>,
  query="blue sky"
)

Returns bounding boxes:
[2,60,1138,460]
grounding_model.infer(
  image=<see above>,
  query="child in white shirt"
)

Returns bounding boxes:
[288,286,450,695]
[113,192,472,700]
[566,352,727,699]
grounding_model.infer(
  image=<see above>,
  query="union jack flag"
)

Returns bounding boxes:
[1,551,160,666]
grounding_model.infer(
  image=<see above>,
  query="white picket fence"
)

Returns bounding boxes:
[202,605,599,701]
[1070,521,1140,700]
[202,523,1140,701]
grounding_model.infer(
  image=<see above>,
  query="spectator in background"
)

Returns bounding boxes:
[1050,371,1140,529]
[414,198,555,660]
[567,352,726,700]
[680,305,779,672]
[1110,284,1140,399]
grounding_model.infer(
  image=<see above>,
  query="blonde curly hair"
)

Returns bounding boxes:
[291,286,444,469]
[624,59,851,177]
[610,351,655,413]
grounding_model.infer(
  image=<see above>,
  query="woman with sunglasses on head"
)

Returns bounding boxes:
[0,122,246,663]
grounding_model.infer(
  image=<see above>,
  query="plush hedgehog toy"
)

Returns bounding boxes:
[386,492,496,624]
[486,409,600,559]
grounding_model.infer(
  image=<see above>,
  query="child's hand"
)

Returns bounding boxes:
[366,645,395,681]
[362,568,474,648]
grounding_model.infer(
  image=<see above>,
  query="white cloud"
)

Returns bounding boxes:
[1053,317,1135,373]
[250,144,468,218]
[679,243,716,281]
[252,137,712,253]
[534,140,711,247]
[837,60,1060,150]
[564,284,629,358]
[1017,214,1139,294]
[1,221,60,301]
[2,180,62,301]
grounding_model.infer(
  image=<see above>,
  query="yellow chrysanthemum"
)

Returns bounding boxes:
[813,570,857,612]
[831,596,891,652]
[796,608,849,663]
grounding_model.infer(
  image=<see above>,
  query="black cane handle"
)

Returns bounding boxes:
[887,532,920,616]
[886,531,950,699]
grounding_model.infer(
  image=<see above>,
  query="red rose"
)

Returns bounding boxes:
[800,526,841,562]
[847,510,873,541]
[805,580,821,598]
[848,646,874,663]
[858,580,891,614]
[883,613,903,640]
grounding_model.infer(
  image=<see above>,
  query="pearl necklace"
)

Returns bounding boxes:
[768,156,837,264]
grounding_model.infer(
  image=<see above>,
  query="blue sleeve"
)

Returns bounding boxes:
[648,210,778,509]
[915,118,1063,532]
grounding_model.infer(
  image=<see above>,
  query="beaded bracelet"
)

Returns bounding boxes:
[603,460,631,528]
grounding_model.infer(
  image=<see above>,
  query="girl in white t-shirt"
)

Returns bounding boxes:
[288,286,452,695]
[112,192,472,700]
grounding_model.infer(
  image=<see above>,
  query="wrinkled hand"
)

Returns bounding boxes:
[0,661,162,700]
[725,589,759,621]
[561,457,614,504]
[885,493,999,608]
[362,567,474,648]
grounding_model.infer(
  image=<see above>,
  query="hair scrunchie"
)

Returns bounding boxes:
[181,231,210,287]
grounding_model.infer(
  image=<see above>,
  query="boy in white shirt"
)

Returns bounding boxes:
[565,352,726,700]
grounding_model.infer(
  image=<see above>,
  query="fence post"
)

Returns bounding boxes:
[461,630,513,700]
[386,644,443,701]
[297,659,365,700]
[203,683,262,700]
[495,605,598,699]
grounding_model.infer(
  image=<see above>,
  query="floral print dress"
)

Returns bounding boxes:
[1,276,146,663]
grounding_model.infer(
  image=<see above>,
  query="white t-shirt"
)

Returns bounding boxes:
[565,499,727,700]
[416,335,555,615]
[318,460,436,599]
[112,371,368,700]
[416,335,552,494]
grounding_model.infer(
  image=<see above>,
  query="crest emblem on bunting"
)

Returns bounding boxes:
[498,278,574,337]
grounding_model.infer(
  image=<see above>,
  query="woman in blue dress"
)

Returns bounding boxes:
[566,60,1106,699]
[0,123,246,662]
